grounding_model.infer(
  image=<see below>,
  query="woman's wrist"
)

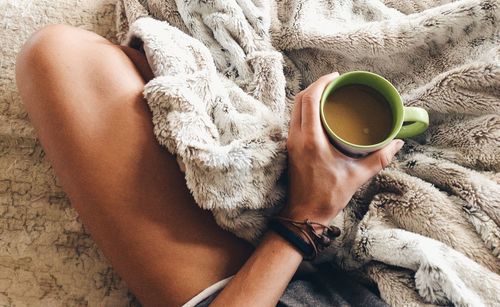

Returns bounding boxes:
[279,202,343,226]
[269,215,342,261]
[265,230,304,258]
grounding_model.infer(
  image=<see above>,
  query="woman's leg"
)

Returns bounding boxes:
[16,24,253,306]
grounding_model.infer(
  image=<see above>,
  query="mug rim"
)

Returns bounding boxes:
[320,71,404,149]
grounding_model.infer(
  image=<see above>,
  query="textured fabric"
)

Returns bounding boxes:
[0,1,141,305]
[195,265,389,307]
[117,0,500,306]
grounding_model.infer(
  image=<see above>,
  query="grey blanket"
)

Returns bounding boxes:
[116,0,500,305]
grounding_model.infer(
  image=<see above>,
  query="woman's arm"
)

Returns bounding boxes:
[211,72,404,306]
[210,232,302,306]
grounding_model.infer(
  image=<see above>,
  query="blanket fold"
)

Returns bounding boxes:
[116,0,499,305]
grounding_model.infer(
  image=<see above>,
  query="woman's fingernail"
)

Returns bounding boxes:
[332,72,340,76]
[395,139,405,150]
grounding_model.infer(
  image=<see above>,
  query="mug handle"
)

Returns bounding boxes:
[396,107,429,139]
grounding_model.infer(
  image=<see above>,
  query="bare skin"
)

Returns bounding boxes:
[16,25,253,306]
[16,25,403,306]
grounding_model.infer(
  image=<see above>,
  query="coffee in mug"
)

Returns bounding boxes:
[319,71,429,158]
[323,84,393,146]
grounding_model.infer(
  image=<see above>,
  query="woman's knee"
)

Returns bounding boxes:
[16,24,81,76]
[15,25,89,107]
[15,24,145,109]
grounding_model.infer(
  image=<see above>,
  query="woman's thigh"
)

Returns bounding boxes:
[16,24,253,306]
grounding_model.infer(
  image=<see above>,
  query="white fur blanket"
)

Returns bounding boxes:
[116,0,500,306]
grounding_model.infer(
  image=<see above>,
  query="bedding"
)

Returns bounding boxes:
[117,0,500,305]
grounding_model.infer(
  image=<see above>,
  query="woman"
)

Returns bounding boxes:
[15,24,403,306]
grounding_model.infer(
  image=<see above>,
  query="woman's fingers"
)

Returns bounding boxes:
[359,139,404,180]
[289,90,305,133]
[301,72,339,135]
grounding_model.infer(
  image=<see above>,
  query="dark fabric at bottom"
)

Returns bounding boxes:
[195,264,388,306]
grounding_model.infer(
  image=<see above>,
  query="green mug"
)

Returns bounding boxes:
[320,71,429,158]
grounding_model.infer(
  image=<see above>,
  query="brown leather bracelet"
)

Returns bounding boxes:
[269,216,341,260]
[274,217,341,249]
[268,219,317,260]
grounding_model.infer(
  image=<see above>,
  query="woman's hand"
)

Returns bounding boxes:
[282,72,404,224]
[212,73,404,307]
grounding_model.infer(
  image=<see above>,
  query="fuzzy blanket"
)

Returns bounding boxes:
[117,0,500,306]
[117,0,500,305]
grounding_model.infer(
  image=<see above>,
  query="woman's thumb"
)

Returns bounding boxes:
[362,139,404,177]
